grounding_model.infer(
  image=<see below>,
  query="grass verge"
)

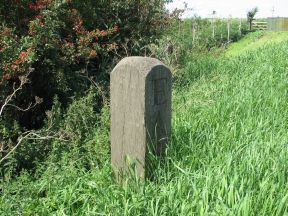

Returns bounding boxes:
[1,33,288,215]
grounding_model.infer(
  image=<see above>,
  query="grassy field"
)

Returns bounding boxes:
[225,31,288,56]
[1,32,288,215]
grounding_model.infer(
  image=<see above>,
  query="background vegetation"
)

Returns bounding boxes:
[2,1,288,215]
[0,0,172,176]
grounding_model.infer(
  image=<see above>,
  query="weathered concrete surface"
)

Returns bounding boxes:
[111,57,172,179]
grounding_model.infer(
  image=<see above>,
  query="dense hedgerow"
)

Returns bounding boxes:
[0,0,171,124]
[0,0,172,176]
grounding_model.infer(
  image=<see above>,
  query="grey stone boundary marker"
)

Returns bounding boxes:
[111,57,172,179]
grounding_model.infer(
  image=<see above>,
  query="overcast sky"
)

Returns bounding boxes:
[166,0,288,18]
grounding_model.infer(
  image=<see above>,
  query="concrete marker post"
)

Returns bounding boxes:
[110,57,172,179]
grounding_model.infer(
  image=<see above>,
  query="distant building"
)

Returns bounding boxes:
[267,17,288,31]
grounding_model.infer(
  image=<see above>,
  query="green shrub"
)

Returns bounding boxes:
[0,0,171,175]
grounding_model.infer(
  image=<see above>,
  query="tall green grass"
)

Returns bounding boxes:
[225,31,288,56]
[1,35,288,215]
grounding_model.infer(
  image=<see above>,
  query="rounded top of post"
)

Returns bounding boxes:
[111,56,170,77]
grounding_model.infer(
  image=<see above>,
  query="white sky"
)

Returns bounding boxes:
[166,0,288,18]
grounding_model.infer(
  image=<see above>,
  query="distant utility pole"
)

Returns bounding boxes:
[271,6,275,17]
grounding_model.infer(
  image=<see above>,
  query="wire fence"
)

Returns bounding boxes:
[267,18,288,31]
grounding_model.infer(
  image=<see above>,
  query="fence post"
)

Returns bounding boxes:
[110,57,172,179]
[239,18,242,37]
[192,19,197,46]
[227,17,231,43]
